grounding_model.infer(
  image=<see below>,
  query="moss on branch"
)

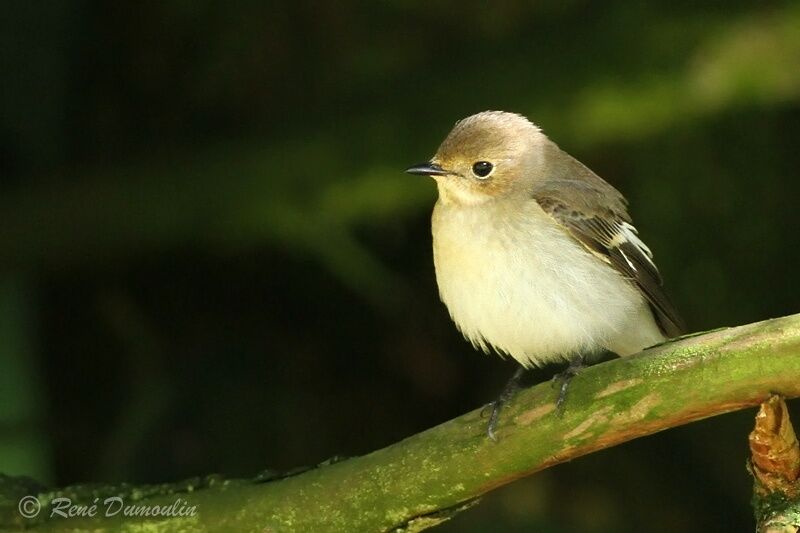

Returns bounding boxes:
[2,314,799,532]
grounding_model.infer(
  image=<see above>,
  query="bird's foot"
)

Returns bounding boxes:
[483,366,527,441]
[552,356,585,415]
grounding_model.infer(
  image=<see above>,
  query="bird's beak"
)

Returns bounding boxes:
[405,161,449,176]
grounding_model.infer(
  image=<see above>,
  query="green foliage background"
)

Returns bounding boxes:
[1,2,799,531]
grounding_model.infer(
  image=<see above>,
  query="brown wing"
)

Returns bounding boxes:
[532,143,685,337]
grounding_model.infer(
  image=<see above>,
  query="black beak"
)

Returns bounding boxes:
[405,161,448,176]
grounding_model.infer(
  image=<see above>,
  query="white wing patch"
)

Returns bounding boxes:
[617,247,636,271]
[614,222,656,272]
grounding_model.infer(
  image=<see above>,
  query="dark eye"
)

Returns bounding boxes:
[472,161,493,178]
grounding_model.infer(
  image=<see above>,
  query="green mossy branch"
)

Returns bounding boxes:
[2,314,799,532]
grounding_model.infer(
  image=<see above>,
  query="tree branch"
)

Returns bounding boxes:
[2,314,799,531]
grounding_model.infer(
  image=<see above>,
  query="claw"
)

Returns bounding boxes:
[551,356,585,416]
[555,377,571,415]
[486,401,501,441]
[483,367,527,440]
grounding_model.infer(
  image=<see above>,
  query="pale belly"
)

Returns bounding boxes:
[432,200,663,367]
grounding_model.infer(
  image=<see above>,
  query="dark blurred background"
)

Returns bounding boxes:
[2,1,799,531]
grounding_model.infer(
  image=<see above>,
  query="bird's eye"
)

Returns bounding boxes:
[471,161,494,178]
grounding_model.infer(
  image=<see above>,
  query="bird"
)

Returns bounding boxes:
[406,111,684,439]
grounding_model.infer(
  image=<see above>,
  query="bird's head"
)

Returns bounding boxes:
[406,111,547,206]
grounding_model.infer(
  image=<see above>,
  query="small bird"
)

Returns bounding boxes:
[407,111,684,439]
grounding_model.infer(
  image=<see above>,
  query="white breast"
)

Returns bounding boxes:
[431,198,663,367]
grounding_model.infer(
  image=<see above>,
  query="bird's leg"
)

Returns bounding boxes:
[485,366,527,441]
[552,355,586,415]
